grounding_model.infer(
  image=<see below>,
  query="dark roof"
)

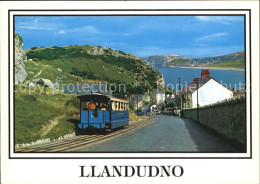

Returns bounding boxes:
[78,93,128,103]
[77,93,109,102]
[188,77,211,93]
[187,76,233,93]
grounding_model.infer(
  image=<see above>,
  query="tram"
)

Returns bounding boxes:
[77,93,129,130]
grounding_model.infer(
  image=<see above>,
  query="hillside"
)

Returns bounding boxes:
[192,51,245,69]
[15,37,162,145]
[143,54,190,67]
[143,51,245,69]
[25,45,162,97]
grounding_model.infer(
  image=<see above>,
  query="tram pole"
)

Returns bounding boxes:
[178,77,183,111]
[197,80,199,123]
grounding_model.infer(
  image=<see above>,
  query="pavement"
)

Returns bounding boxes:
[77,115,242,152]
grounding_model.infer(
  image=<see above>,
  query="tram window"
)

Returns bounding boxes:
[101,103,108,111]
[115,102,117,110]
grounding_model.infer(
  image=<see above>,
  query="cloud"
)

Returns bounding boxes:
[70,25,99,34]
[196,16,244,25]
[56,30,66,34]
[195,32,229,41]
[16,18,59,30]
[16,26,53,30]
[81,26,99,34]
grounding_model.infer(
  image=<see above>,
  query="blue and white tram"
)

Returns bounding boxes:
[77,94,129,130]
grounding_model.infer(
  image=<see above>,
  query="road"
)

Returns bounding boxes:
[76,115,242,152]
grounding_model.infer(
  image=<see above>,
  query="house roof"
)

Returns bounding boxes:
[187,76,233,94]
[188,77,211,93]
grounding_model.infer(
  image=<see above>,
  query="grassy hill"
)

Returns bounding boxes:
[15,86,79,144]
[209,59,245,68]
[25,45,161,96]
[143,51,245,69]
[193,51,245,69]
[15,44,161,145]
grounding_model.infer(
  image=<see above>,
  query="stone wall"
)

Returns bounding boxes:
[182,97,246,145]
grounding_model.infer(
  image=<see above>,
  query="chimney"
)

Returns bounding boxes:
[201,69,210,78]
[193,78,200,83]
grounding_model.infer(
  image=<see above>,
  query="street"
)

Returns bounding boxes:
[77,115,242,152]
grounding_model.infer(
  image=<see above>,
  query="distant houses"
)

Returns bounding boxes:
[156,90,166,105]
[129,95,144,111]
[182,69,233,108]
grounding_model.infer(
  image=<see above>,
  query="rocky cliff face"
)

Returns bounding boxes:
[15,33,28,84]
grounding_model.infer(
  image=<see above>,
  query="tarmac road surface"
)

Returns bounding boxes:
[77,115,242,152]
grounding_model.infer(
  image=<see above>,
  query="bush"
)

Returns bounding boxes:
[65,98,80,108]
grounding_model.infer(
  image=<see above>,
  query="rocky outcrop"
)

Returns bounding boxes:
[15,33,28,84]
[87,46,142,61]
[33,78,54,89]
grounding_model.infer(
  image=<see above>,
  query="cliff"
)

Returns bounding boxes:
[15,33,28,84]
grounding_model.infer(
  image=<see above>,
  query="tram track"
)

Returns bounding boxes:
[15,117,156,152]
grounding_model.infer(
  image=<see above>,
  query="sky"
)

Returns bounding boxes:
[15,16,244,58]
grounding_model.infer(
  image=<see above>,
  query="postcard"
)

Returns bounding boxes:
[1,1,259,183]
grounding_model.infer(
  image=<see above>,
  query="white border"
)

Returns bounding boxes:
[1,1,259,184]
[9,10,251,159]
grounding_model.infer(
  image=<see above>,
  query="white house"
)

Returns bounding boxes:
[156,90,166,104]
[185,70,233,108]
[191,78,233,108]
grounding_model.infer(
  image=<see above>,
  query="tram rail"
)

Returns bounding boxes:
[15,117,156,152]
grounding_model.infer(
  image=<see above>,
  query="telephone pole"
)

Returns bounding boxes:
[178,77,183,111]
[197,80,199,123]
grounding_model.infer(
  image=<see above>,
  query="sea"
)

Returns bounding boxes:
[156,67,245,91]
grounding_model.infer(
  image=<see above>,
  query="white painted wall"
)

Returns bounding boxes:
[192,79,233,108]
[156,92,166,104]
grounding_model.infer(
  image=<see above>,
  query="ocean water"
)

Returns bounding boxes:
[156,67,245,91]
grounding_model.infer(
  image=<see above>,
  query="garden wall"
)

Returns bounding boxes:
[182,97,246,145]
